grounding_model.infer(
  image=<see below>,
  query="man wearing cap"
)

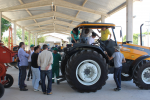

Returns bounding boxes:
[52,48,61,83]
[27,44,34,81]
[105,45,126,91]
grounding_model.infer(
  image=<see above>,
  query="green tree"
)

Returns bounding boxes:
[16,28,33,45]
[2,37,8,46]
[123,32,150,45]
[1,18,11,38]
[37,35,45,44]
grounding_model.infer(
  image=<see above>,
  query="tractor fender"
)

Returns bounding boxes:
[129,55,150,77]
[68,46,107,62]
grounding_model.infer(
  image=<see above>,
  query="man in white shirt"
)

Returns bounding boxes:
[87,32,97,45]
[27,44,34,81]
[38,44,53,95]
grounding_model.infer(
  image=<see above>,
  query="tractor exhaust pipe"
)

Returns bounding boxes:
[140,24,144,46]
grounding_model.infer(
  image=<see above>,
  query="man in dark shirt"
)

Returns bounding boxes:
[31,46,40,91]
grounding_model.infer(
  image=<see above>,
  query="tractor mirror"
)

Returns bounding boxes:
[120,30,122,38]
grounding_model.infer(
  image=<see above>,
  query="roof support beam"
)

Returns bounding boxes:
[107,2,126,16]
[30,25,54,31]
[0,0,52,12]
[54,0,107,16]
[14,11,84,22]
[0,0,107,16]
[38,31,69,35]
[14,11,54,22]
[71,0,87,24]
[24,19,54,27]
[30,24,72,31]
[33,28,72,33]
[38,31,70,35]
[18,0,41,28]
[34,28,71,33]
[24,19,76,28]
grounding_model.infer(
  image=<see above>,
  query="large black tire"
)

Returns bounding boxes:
[4,74,14,88]
[61,54,68,76]
[121,73,132,81]
[65,50,108,92]
[133,60,150,89]
[0,83,5,98]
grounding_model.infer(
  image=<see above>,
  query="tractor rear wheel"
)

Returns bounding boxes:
[121,73,132,81]
[61,54,68,76]
[65,50,108,92]
[133,60,150,89]
[0,83,4,98]
[4,74,14,88]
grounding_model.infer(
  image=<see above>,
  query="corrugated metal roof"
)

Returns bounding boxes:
[40,24,53,27]
[56,6,78,17]
[27,26,39,30]
[22,0,39,4]
[0,0,20,9]
[0,0,128,35]
[3,10,29,20]
[63,0,84,6]
[36,17,52,23]
[28,6,51,16]
[56,17,72,23]
[17,20,35,26]
[77,11,101,22]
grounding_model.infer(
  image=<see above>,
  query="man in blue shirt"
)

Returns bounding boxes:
[18,42,30,91]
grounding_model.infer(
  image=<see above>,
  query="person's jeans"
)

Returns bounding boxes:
[18,63,26,86]
[18,62,20,85]
[40,70,52,93]
[31,67,40,90]
[20,66,27,89]
[114,66,122,89]
[27,62,32,78]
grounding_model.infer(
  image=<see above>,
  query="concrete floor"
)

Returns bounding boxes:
[1,67,150,100]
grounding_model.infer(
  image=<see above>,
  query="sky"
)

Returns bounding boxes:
[3,0,150,42]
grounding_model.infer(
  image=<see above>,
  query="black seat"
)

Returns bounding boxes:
[103,40,116,57]
[80,37,88,43]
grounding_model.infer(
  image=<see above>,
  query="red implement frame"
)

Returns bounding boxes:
[0,42,16,84]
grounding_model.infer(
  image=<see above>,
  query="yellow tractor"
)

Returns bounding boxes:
[60,22,150,92]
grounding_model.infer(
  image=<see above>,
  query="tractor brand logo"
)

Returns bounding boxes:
[138,48,144,51]
[121,48,130,52]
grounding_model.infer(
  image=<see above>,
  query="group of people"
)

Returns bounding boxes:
[18,42,61,95]
[70,27,111,44]
[17,27,125,93]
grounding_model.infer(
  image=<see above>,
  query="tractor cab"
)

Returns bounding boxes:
[75,22,119,57]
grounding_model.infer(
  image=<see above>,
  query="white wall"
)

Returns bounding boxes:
[44,36,62,46]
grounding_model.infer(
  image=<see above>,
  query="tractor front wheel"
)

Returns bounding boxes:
[66,50,108,92]
[4,74,14,88]
[0,83,5,98]
[133,61,150,89]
